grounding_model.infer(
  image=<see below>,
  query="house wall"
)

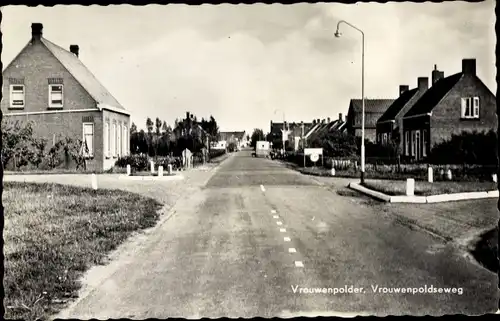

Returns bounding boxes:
[1,37,97,114]
[102,109,131,170]
[354,128,377,142]
[3,110,104,171]
[430,74,497,148]
[403,115,431,161]
[376,121,394,143]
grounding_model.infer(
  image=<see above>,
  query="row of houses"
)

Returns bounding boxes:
[211,131,248,150]
[269,113,347,151]
[345,58,496,161]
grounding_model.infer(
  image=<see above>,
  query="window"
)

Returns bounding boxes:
[123,125,128,156]
[382,133,387,144]
[114,123,119,157]
[405,131,410,156]
[49,84,64,108]
[112,123,116,157]
[415,130,421,159]
[10,85,25,108]
[104,122,110,158]
[82,123,94,157]
[422,129,427,157]
[411,131,416,156]
[461,97,480,119]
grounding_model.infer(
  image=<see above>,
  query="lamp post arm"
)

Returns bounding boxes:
[337,20,365,38]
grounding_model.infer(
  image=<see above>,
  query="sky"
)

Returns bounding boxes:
[1,2,496,134]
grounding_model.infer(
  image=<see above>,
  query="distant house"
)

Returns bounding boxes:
[307,113,347,143]
[1,23,130,171]
[270,120,314,151]
[173,111,210,150]
[218,131,247,150]
[402,59,497,161]
[346,99,395,142]
[376,77,429,149]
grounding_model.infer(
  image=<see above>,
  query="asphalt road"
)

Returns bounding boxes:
[56,150,498,318]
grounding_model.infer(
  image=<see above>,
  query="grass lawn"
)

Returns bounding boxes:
[3,182,163,320]
[362,179,497,196]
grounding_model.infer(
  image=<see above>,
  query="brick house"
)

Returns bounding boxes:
[269,120,313,151]
[306,113,347,142]
[376,77,429,149]
[346,99,395,142]
[1,23,130,171]
[402,59,497,161]
[219,131,247,149]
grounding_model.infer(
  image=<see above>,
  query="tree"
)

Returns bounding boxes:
[250,128,265,148]
[309,131,358,159]
[146,117,154,156]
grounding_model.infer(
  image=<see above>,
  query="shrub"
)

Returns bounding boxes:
[115,154,149,171]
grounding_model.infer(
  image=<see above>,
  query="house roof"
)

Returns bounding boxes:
[404,72,463,117]
[349,99,396,114]
[219,131,246,141]
[378,88,419,123]
[40,38,127,112]
[271,122,313,135]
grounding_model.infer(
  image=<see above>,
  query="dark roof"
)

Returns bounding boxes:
[404,73,463,117]
[271,122,313,134]
[349,99,395,114]
[41,38,126,111]
[377,88,419,123]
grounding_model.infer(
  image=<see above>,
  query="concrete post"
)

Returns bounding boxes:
[406,178,415,196]
[150,160,155,174]
[446,169,452,181]
[126,164,131,176]
[331,167,335,176]
[91,174,98,190]
[158,166,163,177]
[493,173,497,183]
[168,164,173,175]
[428,167,433,183]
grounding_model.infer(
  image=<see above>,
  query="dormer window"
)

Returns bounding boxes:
[9,84,25,108]
[49,84,64,108]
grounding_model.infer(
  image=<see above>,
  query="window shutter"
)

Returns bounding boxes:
[473,97,480,117]
[461,98,466,118]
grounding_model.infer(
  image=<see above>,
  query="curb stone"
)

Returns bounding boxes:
[348,182,499,204]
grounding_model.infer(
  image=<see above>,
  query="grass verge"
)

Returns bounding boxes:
[362,179,497,196]
[470,227,499,273]
[3,181,163,320]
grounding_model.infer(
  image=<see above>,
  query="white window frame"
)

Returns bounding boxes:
[10,84,25,108]
[411,131,416,157]
[104,121,110,158]
[415,130,421,160]
[473,96,480,118]
[117,123,122,157]
[405,131,410,156]
[112,122,117,158]
[422,129,427,157]
[82,122,94,158]
[48,84,64,108]
[123,125,128,156]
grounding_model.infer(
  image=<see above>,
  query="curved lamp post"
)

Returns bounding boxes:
[335,20,365,184]
[274,109,286,154]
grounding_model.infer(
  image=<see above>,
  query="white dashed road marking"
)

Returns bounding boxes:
[284,237,291,242]
[277,221,283,226]
[271,210,277,214]
[280,228,286,232]
[295,261,304,267]
[273,215,279,219]
[288,248,297,253]
[260,185,266,192]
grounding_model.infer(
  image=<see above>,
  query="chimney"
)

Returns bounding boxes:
[313,119,316,125]
[317,118,320,124]
[31,23,43,40]
[69,45,79,57]
[399,85,409,96]
[417,77,429,91]
[432,64,444,85]
[327,117,331,123]
[339,113,343,122]
[186,111,190,119]
[462,58,476,76]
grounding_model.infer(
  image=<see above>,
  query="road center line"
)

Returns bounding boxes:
[279,228,286,232]
[271,210,277,214]
[276,221,283,226]
[288,248,297,253]
[273,215,279,219]
[284,237,291,242]
[260,185,266,192]
[295,261,304,267]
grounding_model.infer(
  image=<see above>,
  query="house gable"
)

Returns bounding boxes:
[1,37,98,114]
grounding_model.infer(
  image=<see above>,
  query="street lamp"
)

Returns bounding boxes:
[274,109,286,154]
[335,20,365,184]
